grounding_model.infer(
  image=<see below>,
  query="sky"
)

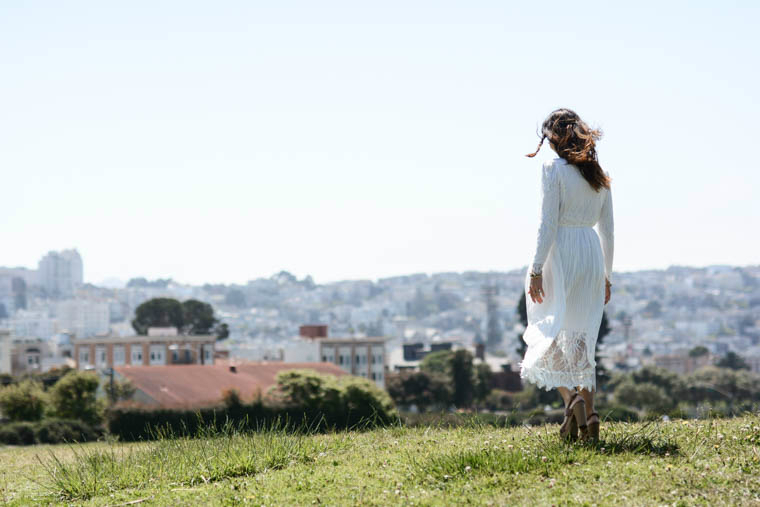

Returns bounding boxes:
[1,1,758,286]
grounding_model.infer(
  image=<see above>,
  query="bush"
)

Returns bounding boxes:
[35,419,101,444]
[49,371,103,425]
[386,371,452,412]
[613,380,674,413]
[483,389,515,411]
[0,419,100,446]
[0,380,47,421]
[0,422,36,445]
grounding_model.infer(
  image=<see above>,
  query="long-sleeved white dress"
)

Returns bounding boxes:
[519,157,614,392]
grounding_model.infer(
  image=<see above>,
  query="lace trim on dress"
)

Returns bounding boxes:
[520,329,596,392]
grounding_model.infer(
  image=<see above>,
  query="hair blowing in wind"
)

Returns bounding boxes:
[526,108,611,191]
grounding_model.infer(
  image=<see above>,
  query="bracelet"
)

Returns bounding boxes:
[529,271,542,279]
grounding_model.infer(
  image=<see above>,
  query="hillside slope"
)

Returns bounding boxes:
[1,414,759,505]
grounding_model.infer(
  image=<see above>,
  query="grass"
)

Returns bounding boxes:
[1,414,759,505]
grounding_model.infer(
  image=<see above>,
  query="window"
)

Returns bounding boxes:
[339,355,344,365]
[79,349,90,368]
[322,355,327,362]
[149,344,165,365]
[131,347,143,365]
[113,346,125,366]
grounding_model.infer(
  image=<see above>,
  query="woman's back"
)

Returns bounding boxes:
[551,158,608,228]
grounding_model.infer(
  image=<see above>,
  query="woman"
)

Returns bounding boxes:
[519,108,614,442]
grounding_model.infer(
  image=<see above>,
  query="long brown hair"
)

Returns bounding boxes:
[526,108,610,191]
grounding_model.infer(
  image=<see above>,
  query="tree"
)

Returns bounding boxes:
[420,350,454,376]
[49,371,102,425]
[473,363,493,404]
[0,380,46,421]
[182,299,218,335]
[131,298,185,335]
[451,349,475,408]
[689,346,709,358]
[716,351,750,371]
[613,380,673,413]
[386,371,452,412]
[103,378,136,403]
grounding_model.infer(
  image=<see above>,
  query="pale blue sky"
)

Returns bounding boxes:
[2,1,758,285]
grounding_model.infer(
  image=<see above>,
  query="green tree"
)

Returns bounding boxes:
[103,378,136,403]
[385,371,452,411]
[473,363,493,404]
[689,346,709,358]
[451,349,475,408]
[131,298,185,335]
[182,299,218,335]
[716,351,750,371]
[0,380,47,421]
[420,350,454,376]
[49,371,103,425]
[613,380,673,413]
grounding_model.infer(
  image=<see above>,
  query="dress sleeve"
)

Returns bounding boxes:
[596,186,614,281]
[530,161,560,275]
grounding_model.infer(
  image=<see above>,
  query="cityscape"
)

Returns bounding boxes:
[2,249,758,403]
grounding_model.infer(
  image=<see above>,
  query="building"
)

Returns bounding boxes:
[653,352,713,376]
[115,361,348,408]
[73,327,216,370]
[0,330,11,374]
[38,249,83,297]
[54,300,110,338]
[282,325,388,387]
[1,311,56,340]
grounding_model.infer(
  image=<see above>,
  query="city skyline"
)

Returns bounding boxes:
[2,2,758,285]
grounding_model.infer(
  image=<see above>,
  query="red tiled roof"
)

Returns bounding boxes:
[114,361,348,408]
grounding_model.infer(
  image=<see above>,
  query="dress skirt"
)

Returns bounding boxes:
[520,225,605,392]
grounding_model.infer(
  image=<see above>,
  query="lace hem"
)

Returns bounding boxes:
[519,366,596,392]
[520,328,597,391]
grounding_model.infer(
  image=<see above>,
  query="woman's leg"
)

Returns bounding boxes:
[578,387,594,414]
[558,386,575,406]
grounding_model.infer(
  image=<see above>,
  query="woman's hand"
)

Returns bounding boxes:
[529,275,545,304]
[604,278,611,305]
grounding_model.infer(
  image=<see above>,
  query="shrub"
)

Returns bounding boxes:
[0,419,100,446]
[0,380,47,421]
[613,380,673,413]
[49,371,103,425]
[0,422,36,445]
[483,389,515,411]
[386,371,452,412]
[35,419,101,444]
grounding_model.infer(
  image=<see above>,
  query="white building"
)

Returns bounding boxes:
[54,300,110,338]
[0,330,11,374]
[3,311,57,340]
[282,327,387,387]
[38,249,83,297]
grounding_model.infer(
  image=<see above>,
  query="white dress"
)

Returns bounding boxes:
[519,157,614,392]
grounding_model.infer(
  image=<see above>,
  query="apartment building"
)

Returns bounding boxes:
[73,327,215,370]
[282,325,387,386]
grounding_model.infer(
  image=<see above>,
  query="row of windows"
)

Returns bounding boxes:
[78,344,214,368]
[327,352,384,366]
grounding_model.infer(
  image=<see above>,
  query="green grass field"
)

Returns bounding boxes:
[1,414,759,506]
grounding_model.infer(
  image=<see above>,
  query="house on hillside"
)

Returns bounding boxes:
[114,361,348,408]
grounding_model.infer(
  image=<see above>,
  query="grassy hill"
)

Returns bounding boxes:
[1,414,759,505]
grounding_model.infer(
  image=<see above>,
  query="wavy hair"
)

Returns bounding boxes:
[526,108,610,191]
